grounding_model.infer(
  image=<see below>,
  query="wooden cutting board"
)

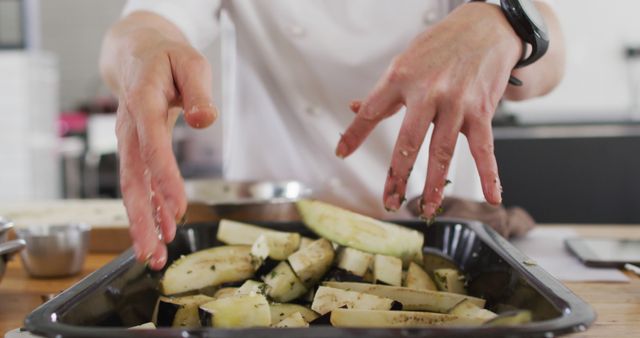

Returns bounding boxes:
[0,199,130,253]
[0,200,217,253]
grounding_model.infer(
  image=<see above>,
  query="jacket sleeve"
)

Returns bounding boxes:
[122,0,222,50]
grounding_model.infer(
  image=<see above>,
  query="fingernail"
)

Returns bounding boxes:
[384,193,401,212]
[423,202,439,218]
[151,254,167,270]
[335,140,349,158]
[165,199,179,219]
[176,213,187,226]
[493,177,503,203]
[189,103,217,127]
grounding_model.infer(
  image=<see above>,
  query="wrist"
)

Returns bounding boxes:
[462,2,524,68]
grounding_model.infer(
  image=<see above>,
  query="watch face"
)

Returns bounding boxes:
[519,0,548,32]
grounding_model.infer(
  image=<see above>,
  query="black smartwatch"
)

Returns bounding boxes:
[500,0,549,68]
[474,0,550,85]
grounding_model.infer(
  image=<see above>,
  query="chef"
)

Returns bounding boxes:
[99,0,565,269]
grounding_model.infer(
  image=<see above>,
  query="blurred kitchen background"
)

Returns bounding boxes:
[1,0,640,223]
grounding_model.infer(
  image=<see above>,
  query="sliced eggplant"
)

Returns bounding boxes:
[273,312,309,328]
[433,268,466,295]
[330,309,483,327]
[423,249,458,276]
[155,294,214,327]
[251,232,301,263]
[404,262,437,291]
[308,310,333,326]
[362,266,374,283]
[484,310,532,326]
[311,286,398,315]
[235,280,267,296]
[324,268,365,283]
[129,322,157,329]
[213,287,238,299]
[199,294,271,328]
[323,281,484,313]
[296,200,424,265]
[287,238,335,286]
[448,299,497,322]
[161,245,255,295]
[299,287,316,304]
[217,219,301,245]
[263,261,308,302]
[335,247,374,277]
[373,254,402,286]
[299,237,314,249]
[269,303,320,324]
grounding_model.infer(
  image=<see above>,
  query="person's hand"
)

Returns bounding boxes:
[102,13,217,269]
[336,2,522,219]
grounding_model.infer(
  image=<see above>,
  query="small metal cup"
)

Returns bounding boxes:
[0,239,26,284]
[15,223,91,278]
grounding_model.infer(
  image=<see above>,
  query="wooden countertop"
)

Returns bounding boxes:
[1,225,639,337]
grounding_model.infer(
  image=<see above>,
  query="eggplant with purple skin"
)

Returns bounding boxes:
[154,294,213,327]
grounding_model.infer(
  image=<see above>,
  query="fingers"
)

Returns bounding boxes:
[170,49,218,129]
[463,118,502,205]
[147,240,168,270]
[420,112,464,218]
[383,99,436,211]
[116,107,164,266]
[336,85,402,158]
[128,88,187,225]
[151,180,177,243]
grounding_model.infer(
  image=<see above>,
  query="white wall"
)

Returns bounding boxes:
[40,0,127,110]
[505,0,640,123]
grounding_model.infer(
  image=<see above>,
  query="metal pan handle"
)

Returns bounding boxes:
[0,239,26,258]
[0,217,14,236]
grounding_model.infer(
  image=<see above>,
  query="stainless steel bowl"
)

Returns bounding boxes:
[185,180,312,222]
[0,217,14,242]
[15,223,91,278]
[0,218,26,284]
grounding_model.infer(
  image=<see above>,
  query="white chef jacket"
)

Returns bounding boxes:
[122,0,489,218]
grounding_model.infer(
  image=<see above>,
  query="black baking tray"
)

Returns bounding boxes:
[24,218,596,338]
